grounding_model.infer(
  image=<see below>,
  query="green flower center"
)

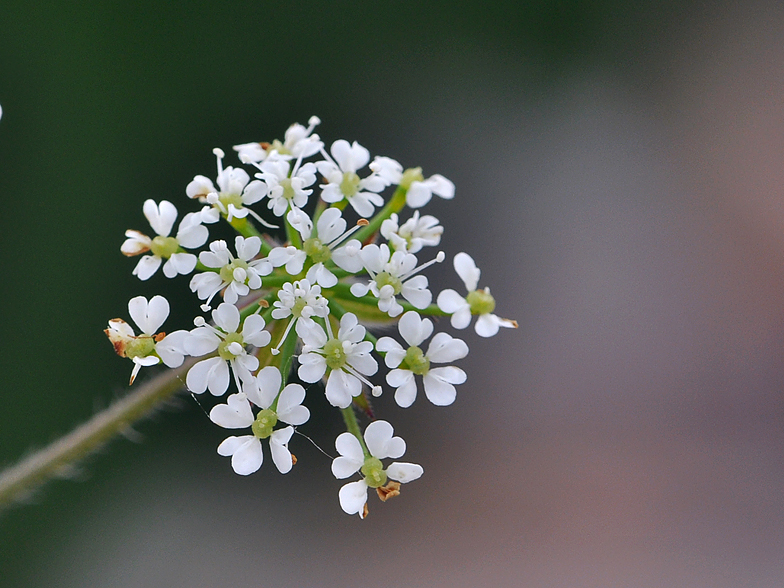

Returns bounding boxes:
[339,171,361,197]
[150,236,179,259]
[291,297,308,318]
[218,333,244,360]
[400,167,424,189]
[303,238,332,264]
[402,345,430,376]
[279,177,296,201]
[251,409,278,439]
[218,191,244,211]
[375,271,403,295]
[124,336,156,359]
[323,338,347,370]
[219,258,250,284]
[361,457,387,488]
[268,139,290,156]
[466,289,496,315]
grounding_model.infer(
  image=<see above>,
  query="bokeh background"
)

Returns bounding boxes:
[3,1,784,586]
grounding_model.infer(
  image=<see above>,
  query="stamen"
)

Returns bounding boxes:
[324,315,334,339]
[400,251,445,281]
[212,148,225,177]
[201,283,226,312]
[343,364,381,396]
[307,116,321,132]
[246,207,279,230]
[271,317,297,356]
[129,361,142,385]
[319,146,338,170]
[325,218,369,250]
[229,359,244,395]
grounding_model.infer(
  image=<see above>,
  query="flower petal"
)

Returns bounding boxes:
[386,462,424,483]
[229,437,263,475]
[338,480,369,517]
[425,332,468,363]
[453,252,480,291]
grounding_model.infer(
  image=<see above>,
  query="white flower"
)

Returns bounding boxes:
[380,211,443,254]
[331,420,423,519]
[376,311,468,407]
[406,173,455,208]
[233,116,322,164]
[184,302,271,396]
[296,312,379,408]
[436,252,518,337]
[269,279,330,355]
[350,244,444,317]
[190,236,272,309]
[104,295,190,384]
[121,200,209,280]
[185,148,274,227]
[253,158,317,217]
[316,140,387,217]
[209,366,309,475]
[268,207,363,287]
[368,156,403,187]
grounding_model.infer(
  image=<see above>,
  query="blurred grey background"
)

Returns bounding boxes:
[2,1,784,586]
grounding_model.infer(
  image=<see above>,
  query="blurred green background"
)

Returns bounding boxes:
[4,1,784,586]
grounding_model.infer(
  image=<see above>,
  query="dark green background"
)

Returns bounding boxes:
[4,2,784,587]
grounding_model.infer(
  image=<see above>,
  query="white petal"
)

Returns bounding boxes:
[405,182,432,208]
[184,326,220,356]
[325,370,358,408]
[401,276,431,309]
[422,369,462,406]
[209,393,254,428]
[425,332,469,363]
[227,437,263,475]
[145,296,170,334]
[132,254,162,281]
[331,244,363,274]
[276,384,309,425]
[475,313,515,337]
[156,330,189,367]
[425,174,454,199]
[213,303,240,333]
[451,306,473,330]
[248,365,282,408]
[270,427,295,474]
[364,420,403,459]
[387,368,414,388]
[335,431,365,462]
[338,480,369,516]
[453,252,480,291]
[176,217,209,248]
[386,462,424,483]
[144,199,177,237]
[393,374,419,408]
[316,208,346,244]
[242,314,270,347]
[297,353,327,383]
[397,311,431,347]
[375,337,405,368]
[437,289,468,313]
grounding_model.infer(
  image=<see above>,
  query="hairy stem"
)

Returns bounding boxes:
[0,359,194,509]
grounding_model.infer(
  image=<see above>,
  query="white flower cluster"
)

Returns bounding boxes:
[105,117,517,519]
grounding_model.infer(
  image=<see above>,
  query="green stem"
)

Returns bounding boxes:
[0,359,195,509]
[340,406,369,457]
